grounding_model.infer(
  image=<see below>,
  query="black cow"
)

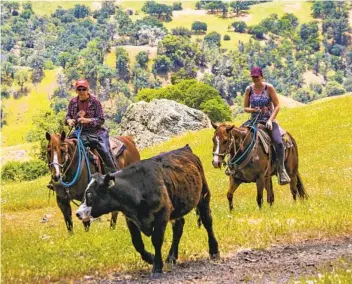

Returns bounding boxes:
[76,145,219,277]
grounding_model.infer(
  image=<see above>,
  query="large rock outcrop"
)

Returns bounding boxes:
[119,99,211,149]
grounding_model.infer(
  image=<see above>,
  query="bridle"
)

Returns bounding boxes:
[213,129,248,162]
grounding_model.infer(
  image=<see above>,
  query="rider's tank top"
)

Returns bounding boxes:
[249,84,273,122]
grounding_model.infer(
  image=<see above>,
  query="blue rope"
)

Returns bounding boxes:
[228,113,260,167]
[60,125,92,187]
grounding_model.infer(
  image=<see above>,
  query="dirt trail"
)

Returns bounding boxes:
[80,237,352,283]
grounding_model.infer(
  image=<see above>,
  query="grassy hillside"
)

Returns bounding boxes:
[1,70,57,147]
[2,96,351,282]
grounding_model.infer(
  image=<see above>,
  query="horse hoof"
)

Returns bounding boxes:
[150,272,163,279]
[166,256,177,265]
[210,252,220,260]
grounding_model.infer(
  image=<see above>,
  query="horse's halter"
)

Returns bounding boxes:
[212,127,247,167]
[48,141,72,181]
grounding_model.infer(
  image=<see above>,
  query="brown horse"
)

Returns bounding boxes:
[211,122,307,210]
[46,131,140,233]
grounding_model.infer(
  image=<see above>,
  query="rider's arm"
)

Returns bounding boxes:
[88,99,105,127]
[267,84,280,121]
[65,100,76,125]
[244,86,259,113]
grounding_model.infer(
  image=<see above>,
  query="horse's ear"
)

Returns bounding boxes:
[211,121,218,129]
[60,131,66,142]
[45,132,51,141]
[226,125,235,132]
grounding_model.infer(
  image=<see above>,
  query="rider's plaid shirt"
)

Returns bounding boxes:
[65,94,105,134]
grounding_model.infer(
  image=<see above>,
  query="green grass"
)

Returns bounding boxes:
[301,258,352,283]
[2,96,352,282]
[105,46,157,69]
[1,70,57,147]
[30,1,98,16]
[162,1,313,49]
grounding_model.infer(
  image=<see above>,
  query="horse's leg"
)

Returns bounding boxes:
[110,211,118,229]
[289,174,298,201]
[228,176,241,211]
[166,217,185,264]
[197,191,219,258]
[56,195,73,233]
[256,177,265,209]
[126,219,154,264]
[265,177,274,206]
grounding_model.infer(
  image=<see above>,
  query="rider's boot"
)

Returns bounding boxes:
[100,150,117,173]
[275,143,291,185]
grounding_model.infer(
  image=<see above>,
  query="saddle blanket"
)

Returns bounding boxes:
[258,127,293,154]
[110,137,126,157]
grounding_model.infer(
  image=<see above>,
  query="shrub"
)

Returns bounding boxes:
[292,88,315,103]
[223,34,231,41]
[324,81,346,97]
[200,98,232,122]
[1,159,48,181]
[343,77,352,92]
[232,21,247,33]
[172,2,182,11]
[309,83,323,94]
[204,31,221,47]
[248,25,265,39]
[191,21,207,34]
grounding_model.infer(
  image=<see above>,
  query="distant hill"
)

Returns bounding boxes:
[278,94,305,108]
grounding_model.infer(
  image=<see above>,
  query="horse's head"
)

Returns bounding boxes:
[45,131,72,183]
[211,121,247,169]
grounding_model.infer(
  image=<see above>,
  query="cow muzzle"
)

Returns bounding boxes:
[76,203,92,222]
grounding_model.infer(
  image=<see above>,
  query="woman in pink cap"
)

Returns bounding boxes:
[243,67,291,185]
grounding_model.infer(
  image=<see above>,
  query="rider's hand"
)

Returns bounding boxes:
[77,117,91,124]
[266,119,273,130]
[67,119,76,127]
[255,107,261,113]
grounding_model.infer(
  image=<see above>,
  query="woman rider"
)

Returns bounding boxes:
[243,67,291,185]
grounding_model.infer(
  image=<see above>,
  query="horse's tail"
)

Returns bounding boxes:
[287,132,308,199]
[297,171,308,199]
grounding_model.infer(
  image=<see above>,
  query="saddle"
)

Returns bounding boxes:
[257,124,294,155]
[87,137,126,173]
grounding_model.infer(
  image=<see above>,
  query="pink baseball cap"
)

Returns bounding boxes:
[75,79,89,89]
[250,67,263,77]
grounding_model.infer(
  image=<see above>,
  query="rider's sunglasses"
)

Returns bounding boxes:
[77,88,87,91]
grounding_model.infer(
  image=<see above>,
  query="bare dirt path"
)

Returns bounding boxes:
[79,237,352,283]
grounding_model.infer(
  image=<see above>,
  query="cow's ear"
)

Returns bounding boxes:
[226,125,234,132]
[104,173,114,185]
[60,131,66,142]
[46,132,51,141]
[211,121,218,130]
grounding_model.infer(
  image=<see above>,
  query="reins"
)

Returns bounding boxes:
[59,125,92,188]
[227,112,259,167]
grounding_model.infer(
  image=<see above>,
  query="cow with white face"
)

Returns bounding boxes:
[76,145,219,277]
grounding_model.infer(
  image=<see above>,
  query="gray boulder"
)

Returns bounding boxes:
[118,99,211,149]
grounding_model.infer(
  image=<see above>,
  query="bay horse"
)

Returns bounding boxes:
[211,122,307,210]
[46,131,140,233]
